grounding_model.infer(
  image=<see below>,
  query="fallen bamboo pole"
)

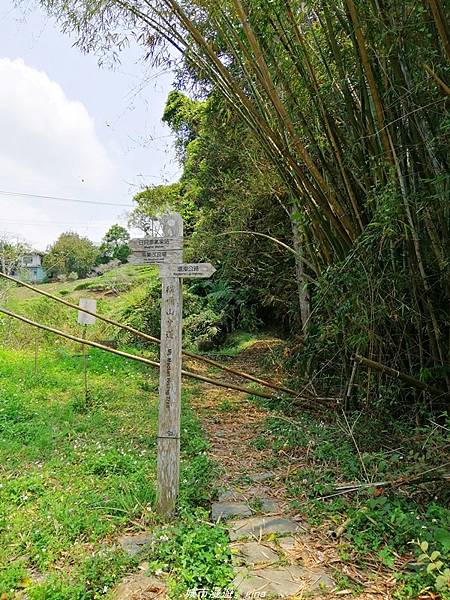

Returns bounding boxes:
[0,271,301,398]
[354,354,449,398]
[0,305,295,401]
[323,462,450,501]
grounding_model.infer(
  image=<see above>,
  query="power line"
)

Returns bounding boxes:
[0,189,134,208]
[1,219,120,226]
[0,221,111,229]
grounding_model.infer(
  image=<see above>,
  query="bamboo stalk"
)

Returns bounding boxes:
[424,64,450,96]
[0,305,298,401]
[426,0,450,62]
[354,354,449,398]
[325,462,450,499]
[230,0,355,247]
[162,0,354,257]
[216,231,316,274]
[345,0,394,164]
[283,4,363,235]
[0,271,300,397]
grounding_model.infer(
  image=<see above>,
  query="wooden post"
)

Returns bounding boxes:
[34,332,39,375]
[77,299,97,406]
[156,213,184,516]
[128,213,215,516]
[82,325,88,403]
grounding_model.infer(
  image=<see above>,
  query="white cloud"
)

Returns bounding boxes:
[0,57,120,248]
[0,57,113,190]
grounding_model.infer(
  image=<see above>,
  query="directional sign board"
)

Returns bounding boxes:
[159,263,216,278]
[129,237,183,265]
[129,251,174,265]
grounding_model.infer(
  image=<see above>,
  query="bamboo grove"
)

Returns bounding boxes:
[39,0,450,404]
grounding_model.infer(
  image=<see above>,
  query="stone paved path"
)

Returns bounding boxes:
[212,477,335,598]
[190,342,338,598]
[193,342,394,599]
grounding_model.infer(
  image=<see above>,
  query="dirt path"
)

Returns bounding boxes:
[190,344,395,600]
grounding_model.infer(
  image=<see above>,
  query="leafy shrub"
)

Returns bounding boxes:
[183,307,225,349]
[146,509,233,597]
[119,275,260,351]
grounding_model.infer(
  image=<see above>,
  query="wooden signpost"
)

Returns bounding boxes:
[129,213,216,515]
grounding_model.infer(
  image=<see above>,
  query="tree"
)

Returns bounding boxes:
[162,90,205,161]
[98,224,130,264]
[128,183,197,234]
[44,232,98,279]
[0,234,31,276]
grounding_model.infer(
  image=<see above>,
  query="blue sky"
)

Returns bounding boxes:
[0,2,179,249]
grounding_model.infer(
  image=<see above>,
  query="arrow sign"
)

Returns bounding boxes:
[159,263,216,279]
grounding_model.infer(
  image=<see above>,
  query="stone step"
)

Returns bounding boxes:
[117,532,153,557]
[229,516,301,541]
[212,501,252,520]
[233,565,335,597]
[249,471,274,483]
[231,541,280,567]
[114,573,166,599]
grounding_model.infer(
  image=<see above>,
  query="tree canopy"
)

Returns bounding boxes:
[44,232,99,279]
[0,235,31,276]
[98,224,130,264]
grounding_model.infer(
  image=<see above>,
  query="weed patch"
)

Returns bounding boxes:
[0,348,226,597]
[145,509,233,598]
[258,409,450,597]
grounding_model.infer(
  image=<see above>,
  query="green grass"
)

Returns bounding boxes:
[0,347,232,598]
[73,265,157,294]
[145,509,233,598]
[0,265,158,351]
[203,331,260,357]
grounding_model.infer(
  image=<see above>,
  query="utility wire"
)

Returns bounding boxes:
[0,189,134,208]
[0,220,115,227]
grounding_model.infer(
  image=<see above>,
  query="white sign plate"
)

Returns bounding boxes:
[77,298,97,325]
[129,237,183,252]
[159,263,216,279]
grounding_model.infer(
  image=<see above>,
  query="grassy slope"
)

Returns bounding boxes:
[0,266,154,350]
[0,267,233,599]
[0,348,231,599]
[4,265,156,302]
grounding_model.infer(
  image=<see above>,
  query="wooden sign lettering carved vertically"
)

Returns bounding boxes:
[156,213,183,515]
